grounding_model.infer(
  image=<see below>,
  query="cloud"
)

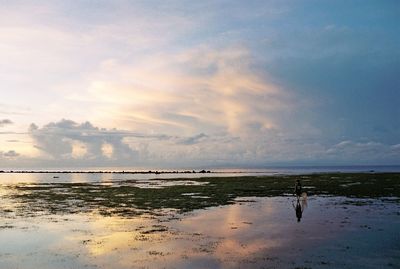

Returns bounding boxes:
[27,119,193,166]
[83,45,293,139]
[178,133,208,145]
[0,118,397,168]
[22,117,261,167]
[327,140,384,156]
[29,119,138,161]
[0,150,20,159]
[2,150,20,158]
[0,1,398,168]
[0,119,13,127]
[326,140,400,163]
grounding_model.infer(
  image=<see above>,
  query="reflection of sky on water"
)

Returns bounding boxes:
[0,172,214,184]
[0,195,398,268]
[2,164,400,183]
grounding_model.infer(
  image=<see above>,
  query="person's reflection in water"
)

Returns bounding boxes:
[293,198,304,222]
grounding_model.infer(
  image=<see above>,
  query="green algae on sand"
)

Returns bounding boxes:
[1,173,399,218]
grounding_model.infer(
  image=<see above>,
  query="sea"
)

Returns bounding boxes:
[0,165,399,184]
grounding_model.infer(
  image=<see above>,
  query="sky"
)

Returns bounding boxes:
[0,0,399,169]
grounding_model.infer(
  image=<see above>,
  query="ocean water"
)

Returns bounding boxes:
[0,165,399,184]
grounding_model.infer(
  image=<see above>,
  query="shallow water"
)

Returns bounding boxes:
[2,164,400,184]
[0,195,398,269]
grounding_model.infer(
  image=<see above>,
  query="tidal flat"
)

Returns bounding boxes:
[0,173,399,268]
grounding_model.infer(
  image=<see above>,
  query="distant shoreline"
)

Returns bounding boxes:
[1,165,399,175]
[0,170,396,175]
[0,170,214,175]
[0,165,400,176]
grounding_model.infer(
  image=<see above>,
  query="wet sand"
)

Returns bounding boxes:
[0,173,399,268]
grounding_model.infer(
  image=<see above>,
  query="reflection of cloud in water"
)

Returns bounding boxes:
[176,200,283,267]
[0,196,399,268]
[61,214,168,267]
[76,217,146,256]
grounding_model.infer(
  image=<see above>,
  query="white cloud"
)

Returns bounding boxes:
[0,119,399,168]
[82,45,293,138]
[0,1,199,127]
[29,119,137,162]
[101,143,114,159]
[326,140,400,163]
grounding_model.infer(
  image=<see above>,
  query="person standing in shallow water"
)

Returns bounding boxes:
[294,179,302,198]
